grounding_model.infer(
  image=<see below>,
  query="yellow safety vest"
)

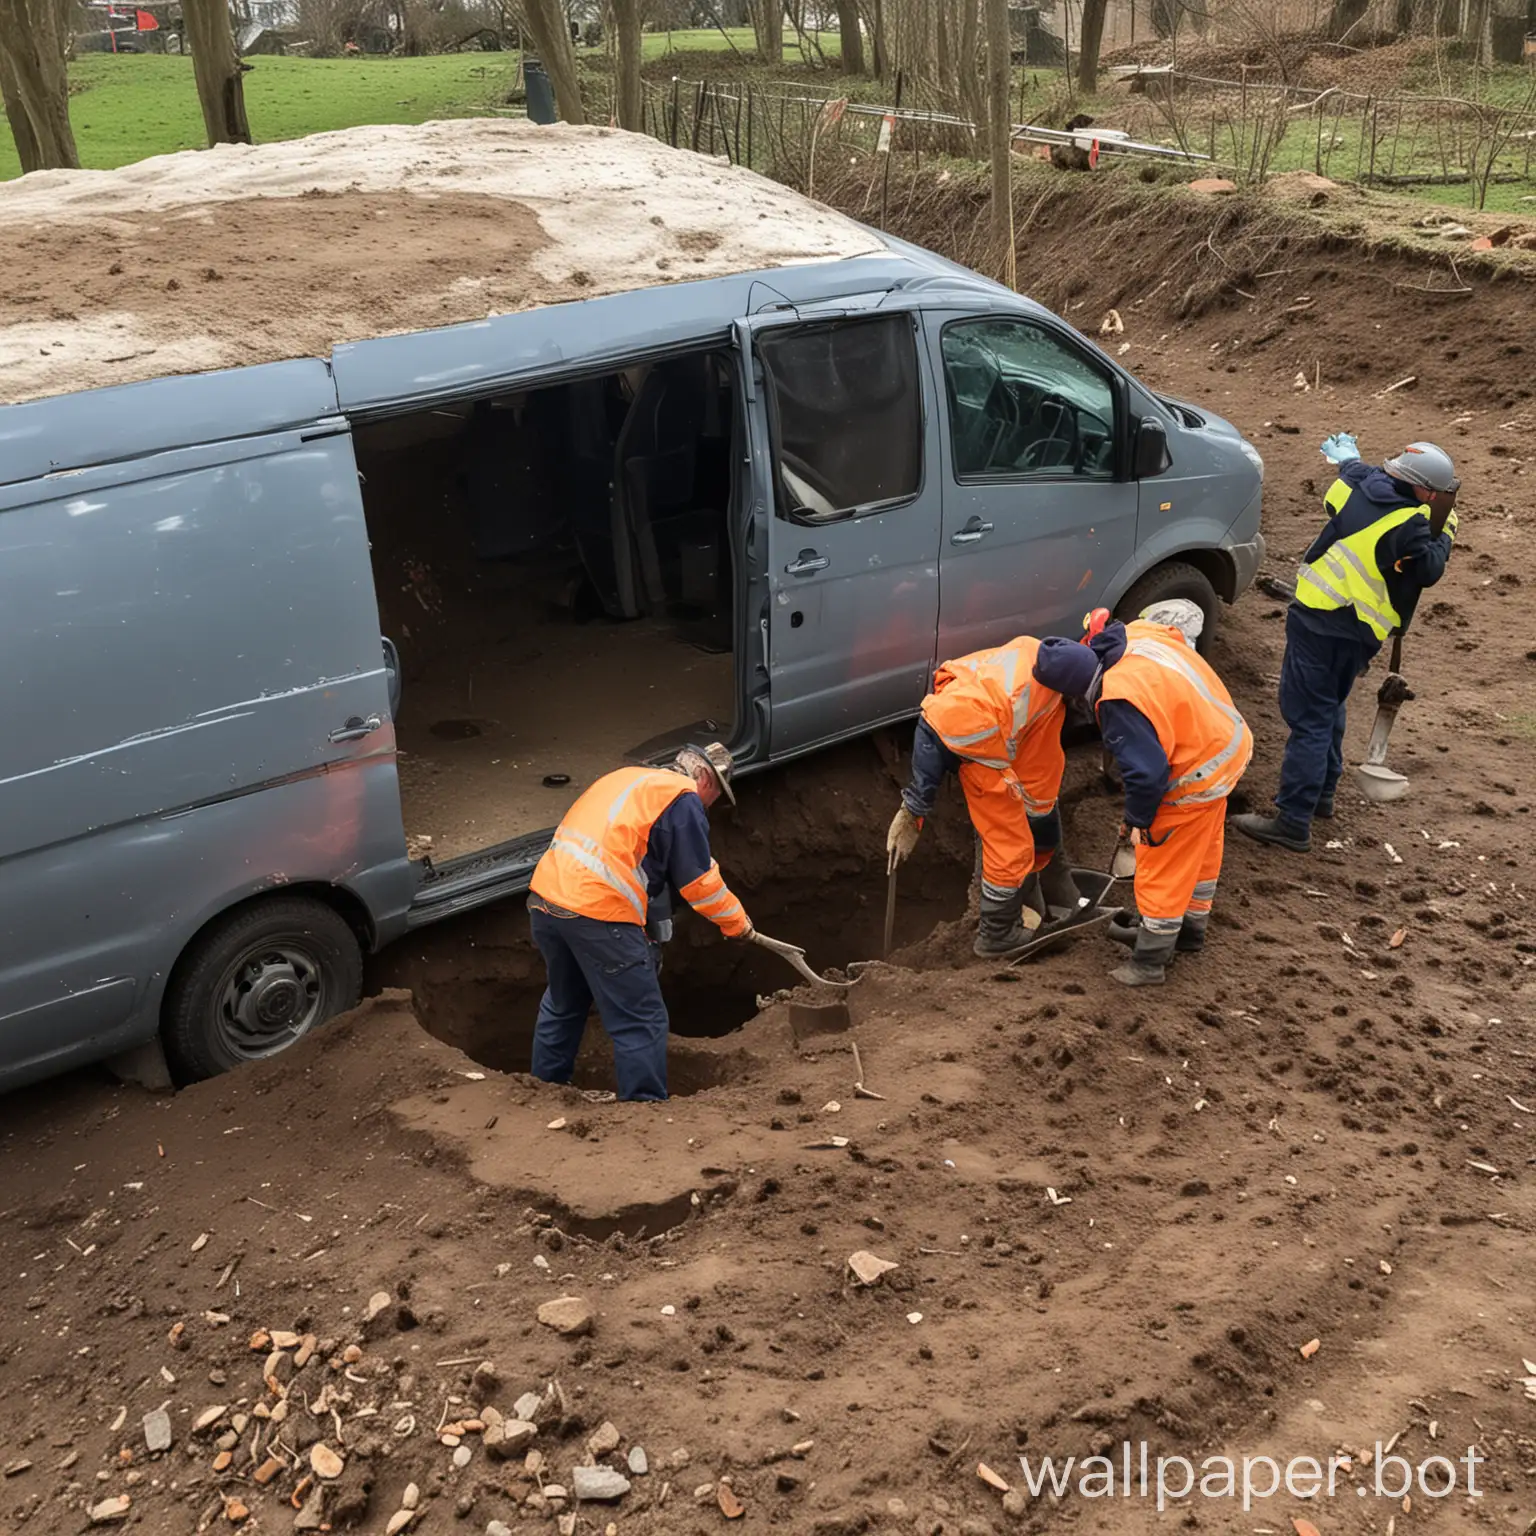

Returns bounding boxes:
[1294,479,1424,642]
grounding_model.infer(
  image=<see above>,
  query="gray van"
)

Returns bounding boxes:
[0,233,1264,1092]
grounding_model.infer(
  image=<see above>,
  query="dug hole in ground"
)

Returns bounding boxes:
[2,126,1535,1536]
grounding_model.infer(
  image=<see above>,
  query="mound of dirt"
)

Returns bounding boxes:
[0,119,885,403]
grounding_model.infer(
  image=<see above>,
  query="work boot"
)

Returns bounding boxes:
[973,885,1039,957]
[1314,794,1336,820]
[1110,925,1178,987]
[1176,914,1208,954]
[1037,856,1081,918]
[1107,909,1139,947]
[1020,872,1048,926]
[1232,812,1311,854]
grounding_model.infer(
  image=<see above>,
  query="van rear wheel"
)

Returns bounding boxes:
[162,896,363,1082]
[1115,561,1219,652]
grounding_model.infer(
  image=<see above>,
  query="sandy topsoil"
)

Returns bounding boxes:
[1,178,1534,1536]
[0,120,885,403]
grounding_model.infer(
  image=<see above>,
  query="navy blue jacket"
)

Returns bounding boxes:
[901,719,962,819]
[639,791,718,926]
[1085,622,1168,830]
[1292,461,1453,653]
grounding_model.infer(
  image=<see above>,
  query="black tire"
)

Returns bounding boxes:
[162,896,363,1082]
[1114,560,1220,652]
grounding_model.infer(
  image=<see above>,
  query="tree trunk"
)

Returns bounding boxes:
[611,0,643,128]
[957,0,984,139]
[869,0,888,77]
[521,0,586,122]
[835,0,863,72]
[753,0,783,62]
[1077,0,1107,92]
[984,0,1013,278]
[182,0,252,145]
[0,0,80,172]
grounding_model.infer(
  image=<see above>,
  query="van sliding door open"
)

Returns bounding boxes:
[736,309,942,760]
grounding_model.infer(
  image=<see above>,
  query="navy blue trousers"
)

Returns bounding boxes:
[528,907,669,1102]
[1275,608,1375,829]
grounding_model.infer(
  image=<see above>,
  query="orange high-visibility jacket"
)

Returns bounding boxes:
[1097,621,1252,808]
[920,636,1065,813]
[530,768,749,936]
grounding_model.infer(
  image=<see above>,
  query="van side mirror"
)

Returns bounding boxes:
[1134,418,1171,479]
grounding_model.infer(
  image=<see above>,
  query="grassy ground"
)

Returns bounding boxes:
[0,53,517,178]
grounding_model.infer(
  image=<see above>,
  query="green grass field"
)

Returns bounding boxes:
[0,53,519,179]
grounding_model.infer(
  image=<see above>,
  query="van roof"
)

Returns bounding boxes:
[0,120,908,405]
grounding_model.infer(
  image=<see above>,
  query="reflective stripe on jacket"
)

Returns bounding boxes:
[530,768,749,936]
[1294,477,1423,642]
[919,637,1064,814]
[1096,622,1252,808]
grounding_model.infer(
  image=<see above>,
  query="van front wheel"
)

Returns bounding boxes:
[162,896,364,1082]
[1115,561,1219,651]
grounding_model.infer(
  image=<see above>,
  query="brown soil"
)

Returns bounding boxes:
[3,179,1535,1536]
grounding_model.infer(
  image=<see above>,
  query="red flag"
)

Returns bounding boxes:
[136,6,159,26]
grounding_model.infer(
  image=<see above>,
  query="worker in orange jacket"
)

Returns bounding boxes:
[885,635,1081,957]
[527,743,751,1101]
[1033,600,1252,986]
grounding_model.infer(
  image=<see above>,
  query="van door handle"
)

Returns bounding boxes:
[329,714,383,743]
[785,550,829,576]
[950,519,994,545]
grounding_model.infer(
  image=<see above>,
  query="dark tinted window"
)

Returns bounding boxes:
[758,316,922,523]
[942,318,1117,480]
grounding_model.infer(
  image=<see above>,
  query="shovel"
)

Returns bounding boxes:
[1353,635,1413,803]
[751,930,859,989]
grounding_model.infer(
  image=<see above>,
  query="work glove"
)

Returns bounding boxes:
[886,805,923,875]
[1320,432,1360,465]
[1441,507,1459,542]
[735,922,756,942]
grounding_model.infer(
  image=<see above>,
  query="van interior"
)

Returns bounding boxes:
[354,346,740,864]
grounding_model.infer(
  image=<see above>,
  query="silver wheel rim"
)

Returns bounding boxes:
[212,942,328,1060]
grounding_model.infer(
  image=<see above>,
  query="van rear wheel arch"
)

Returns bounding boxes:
[160,889,367,1083]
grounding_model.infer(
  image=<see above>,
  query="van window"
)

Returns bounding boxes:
[942,318,1117,480]
[757,316,922,523]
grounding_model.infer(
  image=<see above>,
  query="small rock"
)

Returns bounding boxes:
[627,1446,649,1476]
[270,1330,303,1350]
[588,1422,621,1456]
[513,1392,542,1421]
[536,1296,593,1337]
[212,1451,234,1473]
[142,1409,173,1454]
[2,1460,32,1478]
[558,1518,577,1536]
[89,1495,132,1524]
[486,1524,513,1536]
[403,1483,420,1511]
[453,1445,473,1469]
[533,1381,568,1425]
[193,1405,228,1434]
[311,1443,346,1480]
[1002,1488,1029,1519]
[342,1344,363,1364]
[215,1431,239,1452]
[208,1368,227,1387]
[572,1466,631,1502]
[471,1361,499,1398]
[693,1482,716,1502]
[524,1449,545,1476]
[294,1484,327,1532]
[386,1512,414,1536]
[294,1334,318,1369]
[483,1419,538,1460]
[671,1448,691,1469]
[264,1350,293,1384]
[364,1291,392,1323]
[887,1498,909,1518]
[253,1457,283,1485]
[776,1470,802,1492]
[225,1499,251,1524]
[543,1484,568,1501]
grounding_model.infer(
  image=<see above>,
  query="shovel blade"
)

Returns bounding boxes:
[1354,762,1410,803]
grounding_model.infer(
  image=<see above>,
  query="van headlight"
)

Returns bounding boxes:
[1239,439,1264,478]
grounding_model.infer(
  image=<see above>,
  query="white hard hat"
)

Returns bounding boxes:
[1139,598,1205,645]
[1383,442,1459,494]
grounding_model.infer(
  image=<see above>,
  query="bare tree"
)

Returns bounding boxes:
[1077,0,1108,92]
[522,0,587,122]
[610,0,644,127]
[956,0,983,139]
[182,0,252,145]
[984,0,1013,280]
[751,0,784,61]
[835,0,864,71]
[0,0,80,172]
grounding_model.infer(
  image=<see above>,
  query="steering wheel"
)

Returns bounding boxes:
[1019,393,1079,471]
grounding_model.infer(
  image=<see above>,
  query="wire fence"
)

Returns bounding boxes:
[595,58,1536,210]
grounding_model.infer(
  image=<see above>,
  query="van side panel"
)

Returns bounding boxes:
[0,427,410,1089]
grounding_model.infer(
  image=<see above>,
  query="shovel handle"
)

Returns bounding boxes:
[1388,635,1403,674]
